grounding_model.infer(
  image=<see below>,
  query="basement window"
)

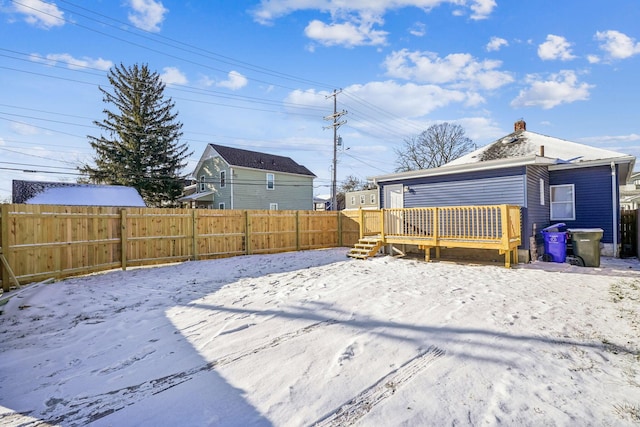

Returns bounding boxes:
[550,184,575,220]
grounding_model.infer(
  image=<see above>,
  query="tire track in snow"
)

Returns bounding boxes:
[11,319,337,427]
[313,345,446,427]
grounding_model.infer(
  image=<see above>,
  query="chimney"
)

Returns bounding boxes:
[514,119,526,132]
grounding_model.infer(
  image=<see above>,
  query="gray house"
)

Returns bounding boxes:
[181,144,316,210]
[344,189,379,210]
[371,120,635,260]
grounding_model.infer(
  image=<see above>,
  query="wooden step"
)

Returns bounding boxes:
[347,238,383,260]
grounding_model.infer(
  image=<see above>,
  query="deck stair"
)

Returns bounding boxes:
[347,237,384,260]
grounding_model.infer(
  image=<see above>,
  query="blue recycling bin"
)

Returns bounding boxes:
[541,223,567,263]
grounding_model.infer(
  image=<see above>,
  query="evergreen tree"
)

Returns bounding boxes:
[80,63,191,207]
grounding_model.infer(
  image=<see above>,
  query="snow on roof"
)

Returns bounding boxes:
[20,182,146,207]
[446,130,632,167]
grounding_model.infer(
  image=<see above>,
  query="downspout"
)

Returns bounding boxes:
[611,162,618,257]
[230,167,234,209]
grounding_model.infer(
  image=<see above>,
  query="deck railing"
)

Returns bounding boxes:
[359,205,522,266]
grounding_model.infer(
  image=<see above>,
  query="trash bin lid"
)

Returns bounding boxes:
[542,223,566,232]
[567,228,603,232]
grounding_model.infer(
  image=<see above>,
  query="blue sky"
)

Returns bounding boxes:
[1,0,640,201]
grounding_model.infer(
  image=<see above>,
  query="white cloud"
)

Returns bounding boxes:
[10,122,39,135]
[486,36,508,52]
[160,67,188,85]
[285,81,468,119]
[304,17,388,47]
[217,71,248,90]
[587,54,601,64]
[579,133,640,144]
[595,30,640,60]
[12,0,64,29]
[383,49,514,90]
[29,53,113,70]
[409,22,426,37]
[127,0,168,32]
[538,35,576,61]
[510,70,593,110]
[468,0,496,20]
[251,1,496,27]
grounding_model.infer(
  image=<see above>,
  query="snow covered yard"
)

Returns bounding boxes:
[1,248,639,426]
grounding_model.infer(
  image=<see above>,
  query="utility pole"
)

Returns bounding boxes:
[324,89,347,211]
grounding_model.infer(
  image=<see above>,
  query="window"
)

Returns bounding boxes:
[370,193,376,204]
[269,203,278,210]
[199,175,206,192]
[550,184,575,220]
[350,196,355,205]
[360,195,365,204]
[218,202,225,210]
[220,171,226,187]
[266,173,275,190]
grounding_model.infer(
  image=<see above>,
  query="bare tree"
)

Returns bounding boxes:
[394,123,473,172]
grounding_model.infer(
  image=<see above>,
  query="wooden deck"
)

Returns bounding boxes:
[348,205,522,267]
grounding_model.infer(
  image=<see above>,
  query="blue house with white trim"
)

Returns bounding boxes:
[371,120,635,261]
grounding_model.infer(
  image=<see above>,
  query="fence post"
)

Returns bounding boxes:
[192,209,199,261]
[245,210,251,255]
[358,208,364,239]
[1,204,15,290]
[121,209,128,270]
[295,210,300,251]
[380,209,385,240]
[337,210,343,247]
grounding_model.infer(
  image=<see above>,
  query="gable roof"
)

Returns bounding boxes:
[12,180,146,207]
[446,129,633,167]
[372,127,635,184]
[209,144,316,177]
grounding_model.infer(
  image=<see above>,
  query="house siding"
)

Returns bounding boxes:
[525,165,550,251]
[379,166,527,208]
[232,168,313,210]
[549,165,615,243]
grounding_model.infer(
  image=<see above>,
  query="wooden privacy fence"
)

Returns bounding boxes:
[0,204,362,290]
[357,205,522,267]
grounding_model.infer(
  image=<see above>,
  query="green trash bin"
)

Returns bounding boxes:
[568,228,603,267]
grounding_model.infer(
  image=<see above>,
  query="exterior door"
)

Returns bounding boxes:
[384,184,404,235]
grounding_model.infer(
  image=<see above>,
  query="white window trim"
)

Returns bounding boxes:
[266,173,275,190]
[360,195,365,204]
[539,178,545,206]
[218,202,225,210]
[350,196,355,205]
[370,193,376,204]
[220,170,226,188]
[550,184,575,220]
[269,203,278,210]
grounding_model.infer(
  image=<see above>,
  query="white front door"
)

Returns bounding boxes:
[384,184,403,208]
[384,184,404,235]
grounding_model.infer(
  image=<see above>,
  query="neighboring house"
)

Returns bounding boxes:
[344,188,379,210]
[620,171,640,210]
[370,120,635,259]
[181,144,316,210]
[313,194,331,211]
[12,180,146,207]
